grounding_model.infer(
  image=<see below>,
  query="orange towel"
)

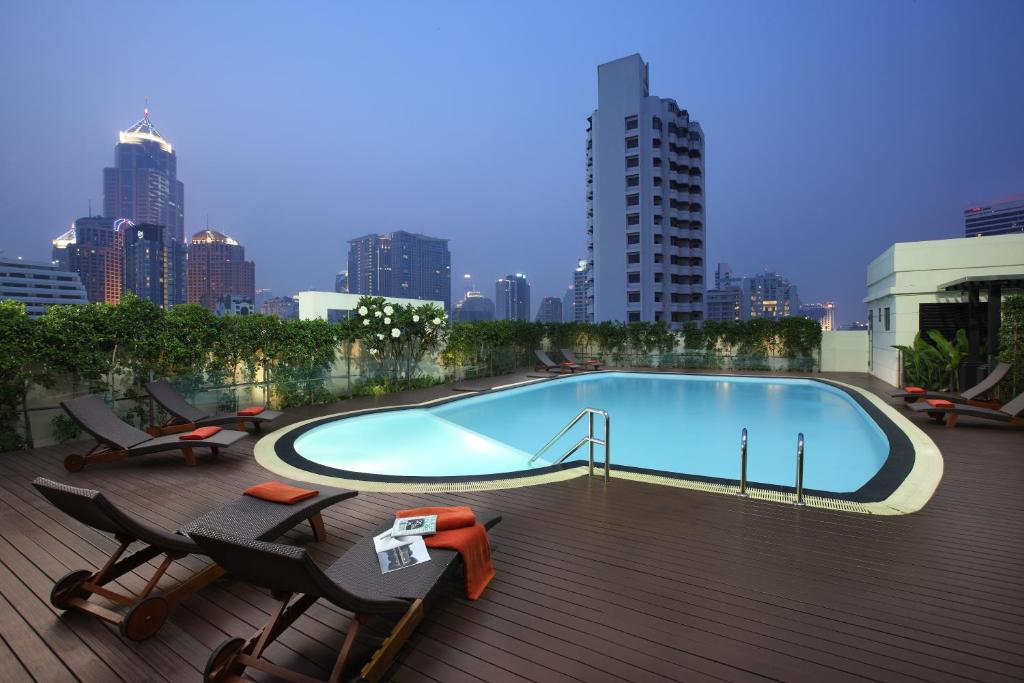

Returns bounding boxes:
[903,386,925,394]
[244,481,319,504]
[926,399,954,408]
[179,425,222,440]
[397,506,495,600]
[237,406,266,416]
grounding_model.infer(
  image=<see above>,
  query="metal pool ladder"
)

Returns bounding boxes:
[528,408,610,482]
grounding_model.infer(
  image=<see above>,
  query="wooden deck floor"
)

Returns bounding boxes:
[1,372,1022,682]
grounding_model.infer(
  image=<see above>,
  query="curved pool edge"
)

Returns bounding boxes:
[253,372,944,514]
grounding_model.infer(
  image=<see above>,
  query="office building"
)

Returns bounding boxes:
[536,296,563,323]
[587,54,705,328]
[569,259,592,323]
[259,296,299,319]
[0,256,88,318]
[964,195,1024,237]
[347,231,451,312]
[103,108,185,242]
[187,229,255,312]
[495,274,530,320]
[705,286,742,322]
[800,302,837,331]
[334,270,349,293]
[123,223,186,308]
[454,290,495,322]
[215,294,254,317]
[51,216,126,304]
[704,266,799,322]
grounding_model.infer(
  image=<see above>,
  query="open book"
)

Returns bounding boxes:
[391,514,437,537]
[373,530,431,574]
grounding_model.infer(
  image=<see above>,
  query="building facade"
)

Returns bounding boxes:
[800,302,836,331]
[51,216,127,304]
[587,54,706,328]
[123,223,186,308]
[187,229,255,312]
[964,195,1024,237]
[103,109,185,242]
[454,290,495,322]
[704,266,800,322]
[536,296,563,323]
[259,295,299,319]
[570,259,591,322]
[0,256,88,318]
[334,270,349,293]
[347,231,451,312]
[495,274,531,320]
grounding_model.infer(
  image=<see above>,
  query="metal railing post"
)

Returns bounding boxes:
[737,428,748,497]
[588,410,595,478]
[794,433,806,507]
[603,411,610,483]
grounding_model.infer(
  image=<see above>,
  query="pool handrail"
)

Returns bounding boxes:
[530,407,610,482]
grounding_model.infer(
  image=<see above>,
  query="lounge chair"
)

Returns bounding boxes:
[889,362,1011,407]
[535,349,578,374]
[560,348,603,370]
[60,394,247,471]
[32,477,356,641]
[190,510,502,683]
[146,380,283,436]
[908,391,1024,428]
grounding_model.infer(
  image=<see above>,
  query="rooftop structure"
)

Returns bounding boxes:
[454,290,495,322]
[187,229,255,312]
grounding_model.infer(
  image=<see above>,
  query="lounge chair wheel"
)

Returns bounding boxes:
[203,637,246,682]
[64,454,85,472]
[120,596,169,641]
[50,569,92,610]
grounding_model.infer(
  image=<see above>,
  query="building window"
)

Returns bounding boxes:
[626,175,639,187]
[654,272,663,282]
[625,115,638,130]
[626,194,640,206]
[653,157,662,167]
[628,291,640,303]
[625,136,639,149]
[653,254,663,263]
[652,116,662,131]
[627,252,640,264]
[652,138,661,149]
[653,234,663,244]
[627,272,640,284]
[653,195,662,206]
[626,155,639,168]
[626,233,640,245]
[654,292,663,303]
[653,214,663,225]
[627,311,640,322]
[884,307,890,331]
[627,213,640,226]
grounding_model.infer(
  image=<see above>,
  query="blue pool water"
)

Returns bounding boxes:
[292,373,891,493]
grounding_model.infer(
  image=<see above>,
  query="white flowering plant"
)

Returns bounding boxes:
[349,296,448,384]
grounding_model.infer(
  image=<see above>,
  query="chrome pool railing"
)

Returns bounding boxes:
[529,408,611,482]
[737,427,748,497]
[794,432,806,507]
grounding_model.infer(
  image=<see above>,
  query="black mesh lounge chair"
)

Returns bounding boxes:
[560,348,603,370]
[889,362,1011,406]
[31,477,356,641]
[908,390,1024,428]
[190,510,502,683]
[535,349,578,374]
[146,380,284,436]
[60,394,247,471]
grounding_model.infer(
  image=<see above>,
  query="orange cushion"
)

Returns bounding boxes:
[237,406,265,416]
[903,387,926,394]
[560,361,576,367]
[244,481,319,504]
[585,359,601,365]
[179,426,222,440]
[926,399,954,409]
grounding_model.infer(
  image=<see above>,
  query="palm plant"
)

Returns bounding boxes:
[893,329,967,391]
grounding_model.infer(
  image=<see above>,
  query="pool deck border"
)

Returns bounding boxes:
[253,371,943,515]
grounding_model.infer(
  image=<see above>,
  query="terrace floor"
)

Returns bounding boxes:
[0,371,1022,682]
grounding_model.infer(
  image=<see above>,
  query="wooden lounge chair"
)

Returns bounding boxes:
[908,391,1024,428]
[190,510,502,683]
[535,349,578,374]
[60,394,247,471]
[560,348,603,370]
[146,380,284,436]
[889,362,1011,407]
[32,477,357,641]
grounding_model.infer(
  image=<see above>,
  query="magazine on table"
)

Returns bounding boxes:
[373,530,431,574]
[391,514,437,537]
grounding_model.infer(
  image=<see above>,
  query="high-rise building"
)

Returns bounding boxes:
[571,259,591,322]
[454,290,495,322]
[964,195,1024,237]
[103,108,185,242]
[536,296,563,323]
[51,216,126,303]
[495,274,530,320]
[562,286,575,322]
[705,266,800,322]
[123,223,186,308]
[704,286,742,322]
[334,270,349,293]
[0,256,88,318]
[800,302,836,331]
[586,54,706,329]
[259,295,299,319]
[347,231,451,312]
[187,229,255,311]
[714,262,733,290]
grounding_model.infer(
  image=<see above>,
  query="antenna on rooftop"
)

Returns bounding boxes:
[88,199,92,216]
[144,97,149,119]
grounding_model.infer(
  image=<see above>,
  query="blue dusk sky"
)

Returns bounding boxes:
[1,0,1022,324]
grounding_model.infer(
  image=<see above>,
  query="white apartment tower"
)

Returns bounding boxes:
[586,54,706,328]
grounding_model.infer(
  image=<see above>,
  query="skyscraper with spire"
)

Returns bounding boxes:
[103,107,185,242]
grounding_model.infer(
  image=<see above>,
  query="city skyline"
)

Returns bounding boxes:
[2,2,1022,325]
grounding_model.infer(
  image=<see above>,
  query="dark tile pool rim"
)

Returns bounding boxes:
[270,371,915,504]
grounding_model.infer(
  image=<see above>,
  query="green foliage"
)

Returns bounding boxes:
[348,296,448,385]
[894,329,968,391]
[998,295,1024,399]
[50,413,82,443]
[0,301,36,449]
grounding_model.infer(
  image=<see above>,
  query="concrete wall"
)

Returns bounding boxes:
[820,330,868,373]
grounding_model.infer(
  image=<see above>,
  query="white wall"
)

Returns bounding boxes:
[820,330,868,373]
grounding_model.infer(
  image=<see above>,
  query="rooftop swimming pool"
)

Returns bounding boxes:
[279,373,909,498]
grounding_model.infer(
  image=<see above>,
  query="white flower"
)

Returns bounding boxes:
[369,348,378,355]
[391,328,401,338]
[362,319,370,326]
[374,310,382,318]
[383,317,391,325]
[412,314,420,323]
[383,305,394,315]
[432,317,441,325]
[376,333,385,340]
[358,306,368,316]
